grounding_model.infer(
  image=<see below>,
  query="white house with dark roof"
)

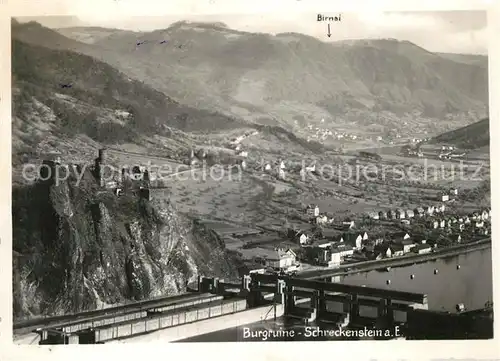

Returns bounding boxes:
[414,244,432,254]
[393,232,411,242]
[299,233,309,245]
[401,239,416,253]
[316,215,328,225]
[306,205,320,217]
[406,210,415,218]
[266,248,297,270]
[331,244,354,259]
[339,233,363,250]
[414,207,425,217]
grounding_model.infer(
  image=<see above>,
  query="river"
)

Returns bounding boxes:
[178,247,493,342]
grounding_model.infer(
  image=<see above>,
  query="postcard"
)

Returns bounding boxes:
[1,1,499,360]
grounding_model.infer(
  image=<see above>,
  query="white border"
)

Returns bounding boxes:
[0,1,498,360]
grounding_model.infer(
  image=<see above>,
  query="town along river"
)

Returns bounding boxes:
[178,247,492,342]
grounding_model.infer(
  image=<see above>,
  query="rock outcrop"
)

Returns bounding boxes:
[12,166,238,319]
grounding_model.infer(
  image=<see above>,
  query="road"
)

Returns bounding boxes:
[297,238,491,280]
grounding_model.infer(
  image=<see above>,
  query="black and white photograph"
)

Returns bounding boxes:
[10,10,492,344]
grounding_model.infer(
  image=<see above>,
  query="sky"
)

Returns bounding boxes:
[17,11,488,54]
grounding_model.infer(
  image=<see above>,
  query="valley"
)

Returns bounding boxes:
[10,17,490,322]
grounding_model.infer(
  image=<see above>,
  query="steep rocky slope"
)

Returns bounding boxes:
[12,167,239,319]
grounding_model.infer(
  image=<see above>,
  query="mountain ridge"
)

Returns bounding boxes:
[431,117,490,149]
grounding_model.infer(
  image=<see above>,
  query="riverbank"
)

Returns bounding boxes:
[299,238,491,279]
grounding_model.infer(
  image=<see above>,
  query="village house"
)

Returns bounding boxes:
[431,220,439,229]
[464,216,471,224]
[362,232,369,241]
[329,248,342,267]
[237,151,248,158]
[439,219,446,228]
[305,246,330,266]
[476,221,485,229]
[414,207,425,217]
[306,205,320,217]
[393,231,411,242]
[401,219,411,225]
[450,188,458,196]
[378,211,387,220]
[441,194,449,202]
[266,248,297,270]
[396,209,406,219]
[406,209,415,218]
[455,235,462,243]
[413,244,432,254]
[426,206,435,216]
[437,204,446,213]
[387,210,396,220]
[316,239,333,249]
[390,244,405,257]
[367,211,379,220]
[481,210,489,221]
[314,215,328,225]
[471,213,480,221]
[401,239,416,253]
[459,224,465,232]
[298,232,310,245]
[341,220,356,230]
[331,243,354,260]
[339,233,363,250]
[374,244,393,259]
[278,168,286,180]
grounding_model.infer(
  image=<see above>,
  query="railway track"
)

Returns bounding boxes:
[13,292,216,335]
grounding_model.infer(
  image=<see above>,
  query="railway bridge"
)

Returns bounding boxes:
[16,273,430,344]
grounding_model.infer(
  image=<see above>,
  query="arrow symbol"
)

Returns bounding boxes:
[327,23,331,37]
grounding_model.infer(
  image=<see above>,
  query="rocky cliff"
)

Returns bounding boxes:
[12,166,239,320]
